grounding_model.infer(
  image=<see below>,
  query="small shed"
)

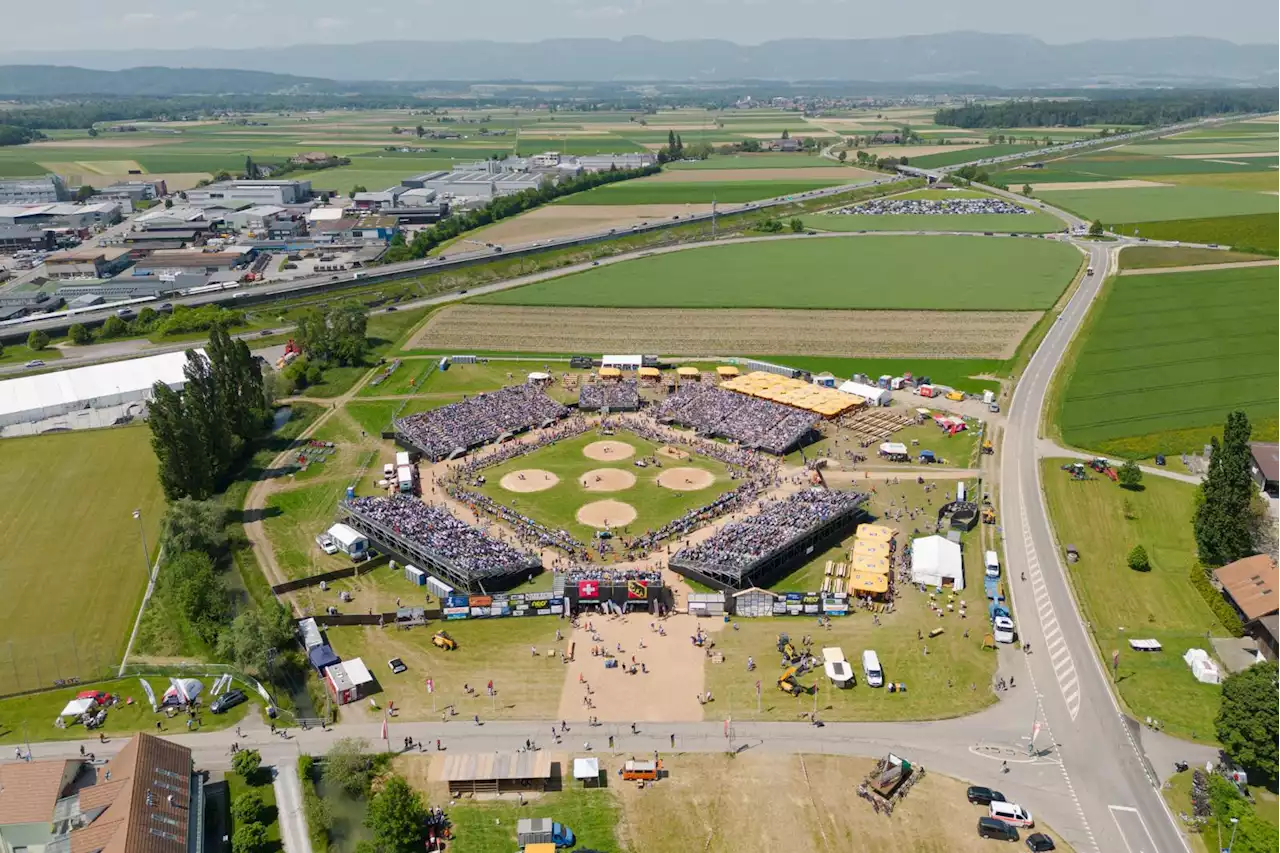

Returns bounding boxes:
[573,757,601,787]
[443,752,554,796]
[298,617,324,650]
[527,371,551,385]
[324,657,374,705]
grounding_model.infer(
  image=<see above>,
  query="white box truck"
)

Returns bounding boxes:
[396,465,415,494]
[326,523,368,561]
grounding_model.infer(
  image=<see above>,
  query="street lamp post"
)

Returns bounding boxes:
[132,509,152,577]
[1224,816,1239,853]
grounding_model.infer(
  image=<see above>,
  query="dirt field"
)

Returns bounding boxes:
[500,469,559,492]
[656,468,715,491]
[612,754,1074,853]
[556,611,716,722]
[1030,179,1172,191]
[576,499,637,528]
[26,138,172,149]
[471,204,714,245]
[584,440,636,461]
[417,305,1041,360]
[581,469,637,492]
[1120,259,1278,276]
[643,166,873,183]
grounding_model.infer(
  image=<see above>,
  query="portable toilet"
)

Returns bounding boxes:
[405,565,426,586]
[958,481,967,502]
[345,486,355,500]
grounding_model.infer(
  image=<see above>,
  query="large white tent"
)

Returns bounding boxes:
[0,348,203,428]
[910,535,964,591]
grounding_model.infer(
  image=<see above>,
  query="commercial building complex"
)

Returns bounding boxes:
[0,175,69,204]
[185,179,312,206]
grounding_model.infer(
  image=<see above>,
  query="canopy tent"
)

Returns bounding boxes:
[638,367,661,378]
[602,355,642,370]
[853,539,891,559]
[838,380,892,406]
[59,697,96,717]
[847,571,889,594]
[598,367,622,379]
[857,524,896,542]
[527,372,551,382]
[676,367,700,377]
[879,442,908,457]
[720,371,862,418]
[573,757,600,786]
[910,535,964,591]
[1183,648,1222,684]
[716,365,740,377]
[162,677,203,707]
[854,555,891,575]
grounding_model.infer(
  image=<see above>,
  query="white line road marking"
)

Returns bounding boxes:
[1020,502,1081,719]
[1109,805,1158,853]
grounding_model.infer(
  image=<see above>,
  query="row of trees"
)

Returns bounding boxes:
[148,327,271,501]
[382,164,658,263]
[277,300,371,393]
[65,305,248,347]
[0,123,44,146]
[934,90,1277,129]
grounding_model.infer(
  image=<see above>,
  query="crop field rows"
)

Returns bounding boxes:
[416,304,1040,359]
[1059,266,1279,454]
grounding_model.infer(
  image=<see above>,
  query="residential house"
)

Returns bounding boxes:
[1249,442,1278,497]
[1214,555,1280,660]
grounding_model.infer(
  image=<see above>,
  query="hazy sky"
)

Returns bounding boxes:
[4,0,1276,50]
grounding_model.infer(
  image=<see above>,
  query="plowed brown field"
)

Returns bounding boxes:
[414,305,1039,359]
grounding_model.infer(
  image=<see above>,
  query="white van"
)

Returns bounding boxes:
[861,650,884,688]
[989,801,1034,827]
[985,550,1001,579]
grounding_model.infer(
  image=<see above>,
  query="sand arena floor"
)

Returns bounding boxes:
[580,468,637,492]
[499,469,560,492]
[576,499,637,528]
[656,467,716,491]
[583,440,636,461]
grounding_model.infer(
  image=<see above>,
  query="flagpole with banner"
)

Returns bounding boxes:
[426,676,435,714]
[755,679,761,714]
[381,707,389,752]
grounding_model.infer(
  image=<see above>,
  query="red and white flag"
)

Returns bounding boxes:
[425,678,434,694]
[380,715,388,741]
[755,680,761,697]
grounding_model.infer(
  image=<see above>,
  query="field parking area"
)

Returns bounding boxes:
[0,427,165,694]
[1056,265,1278,455]
[1040,459,1225,742]
[474,235,1083,311]
[417,304,1040,359]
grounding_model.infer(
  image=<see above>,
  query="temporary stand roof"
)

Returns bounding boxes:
[716,365,740,377]
[60,697,96,717]
[910,535,964,592]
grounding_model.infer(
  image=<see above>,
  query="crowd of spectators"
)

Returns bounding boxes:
[344,495,539,580]
[394,384,569,461]
[655,385,818,455]
[578,381,641,411]
[564,567,663,585]
[673,490,866,579]
[449,485,589,558]
[829,197,1030,216]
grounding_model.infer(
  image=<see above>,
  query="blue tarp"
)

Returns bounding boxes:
[308,643,340,673]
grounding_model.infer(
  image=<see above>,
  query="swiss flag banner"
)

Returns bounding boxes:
[577,580,599,599]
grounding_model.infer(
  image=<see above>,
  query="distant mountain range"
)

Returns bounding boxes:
[0,33,1275,91]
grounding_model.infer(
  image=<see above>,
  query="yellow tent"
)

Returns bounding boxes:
[847,571,889,595]
[676,367,700,377]
[856,523,896,542]
[853,539,891,559]
[716,365,740,377]
[598,367,622,379]
[638,367,661,378]
[854,555,891,575]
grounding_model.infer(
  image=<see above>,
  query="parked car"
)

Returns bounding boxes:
[977,817,1019,842]
[24,359,45,368]
[315,533,338,555]
[993,615,1016,644]
[967,786,1007,805]
[388,658,407,675]
[211,689,247,714]
[1025,833,1056,851]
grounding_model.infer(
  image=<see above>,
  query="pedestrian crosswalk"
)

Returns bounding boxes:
[1021,504,1081,720]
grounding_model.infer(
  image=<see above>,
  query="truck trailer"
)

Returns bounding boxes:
[516,818,575,848]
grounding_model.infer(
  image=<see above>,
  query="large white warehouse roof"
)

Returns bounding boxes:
[0,348,203,426]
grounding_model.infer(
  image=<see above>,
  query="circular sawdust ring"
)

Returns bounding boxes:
[579,468,637,492]
[576,499,637,529]
[657,467,716,491]
[583,440,636,461]
[500,469,560,493]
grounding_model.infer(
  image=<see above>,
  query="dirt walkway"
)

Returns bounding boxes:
[1118,259,1278,276]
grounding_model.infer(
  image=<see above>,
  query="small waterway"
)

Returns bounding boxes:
[272,406,294,431]
[312,773,371,853]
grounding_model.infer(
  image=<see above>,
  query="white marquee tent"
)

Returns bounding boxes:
[910,535,964,592]
[0,348,204,428]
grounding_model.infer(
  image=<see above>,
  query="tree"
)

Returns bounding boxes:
[837,150,847,162]
[207,325,270,442]
[1118,460,1143,490]
[781,128,790,139]
[1126,545,1150,572]
[364,776,428,853]
[414,125,425,138]
[87,126,99,137]
[232,822,269,853]
[231,748,262,781]
[1088,219,1104,237]
[75,184,96,202]
[1021,184,1033,196]
[350,185,367,198]
[232,791,268,825]
[788,217,804,233]
[26,329,49,351]
[149,381,214,501]
[68,323,92,345]
[390,125,401,135]
[296,300,368,366]
[100,315,127,338]
[1195,411,1258,566]
[217,609,277,673]
[162,550,229,644]
[1216,661,1278,785]
[162,498,227,556]
[244,155,255,179]
[323,738,375,797]
[164,197,174,209]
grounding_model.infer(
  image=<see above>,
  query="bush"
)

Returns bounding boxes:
[232,822,269,853]
[1118,460,1143,490]
[26,329,49,351]
[1216,662,1278,785]
[232,748,263,781]
[100,315,127,339]
[1188,563,1245,637]
[68,323,92,345]
[1126,544,1150,571]
[323,738,375,797]
[232,791,268,825]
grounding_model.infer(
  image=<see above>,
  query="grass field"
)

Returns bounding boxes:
[666,153,841,169]
[475,236,1083,311]
[1117,246,1273,270]
[803,210,1063,233]
[226,762,282,853]
[565,179,846,205]
[1035,186,1278,223]
[1106,214,1278,255]
[473,428,736,544]
[1056,266,1278,456]
[906,143,1037,168]
[756,355,1003,396]
[1041,460,1225,741]
[0,427,165,695]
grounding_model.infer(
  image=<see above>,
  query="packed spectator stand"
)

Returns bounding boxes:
[578,381,641,412]
[342,495,541,591]
[394,385,569,461]
[671,490,867,589]
[655,385,819,455]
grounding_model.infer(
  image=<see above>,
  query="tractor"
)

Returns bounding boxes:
[1089,458,1118,481]
[1062,462,1088,481]
[432,631,457,651]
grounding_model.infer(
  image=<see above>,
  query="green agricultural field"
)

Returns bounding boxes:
[473,428,737,545]
[1117,246,1273,270]
[476,235,1083,311]
[1107,213,1278,255]
[803,210,1062,234]
[0,427,165,695]
[1122,138,1278,156]
[1056,266,1279,456]
[1041,460,1226,742]
[1035,186,1278,223]
[565,179,845,205]
[753,355,1003,396]
[905,143,1037,168]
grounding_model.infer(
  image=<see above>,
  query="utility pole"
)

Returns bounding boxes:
[132,509,152,578]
